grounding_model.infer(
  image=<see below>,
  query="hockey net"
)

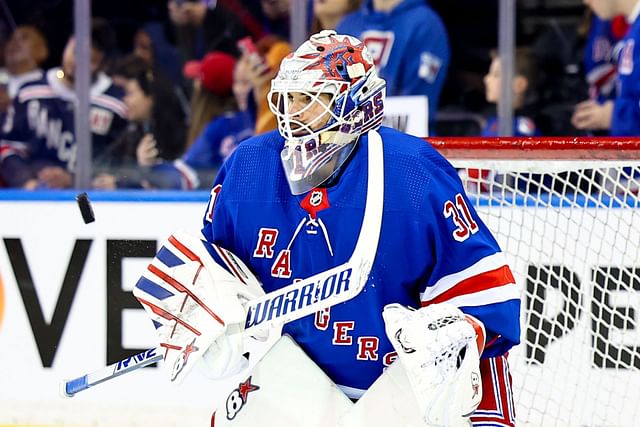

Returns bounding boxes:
[431,137,640,427]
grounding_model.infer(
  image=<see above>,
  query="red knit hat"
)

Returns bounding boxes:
[183,51,237,97]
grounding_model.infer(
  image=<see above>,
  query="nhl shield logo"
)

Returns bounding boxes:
[310,190,323,207]
[300,188,330,218]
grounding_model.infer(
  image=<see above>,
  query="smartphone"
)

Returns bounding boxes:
[237,37,270,75]
[237,36,260,57]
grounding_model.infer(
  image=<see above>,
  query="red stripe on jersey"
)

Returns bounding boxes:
[92,95,127,117]
[18,86,55,102]
[172,161,198,190]
[422,264,515,306]
[470,354,516,426]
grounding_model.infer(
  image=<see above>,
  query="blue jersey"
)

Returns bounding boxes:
[481,116,540,137]
[612,15,640,135]
[337,0,450,126]
[201,126,520,397]
[0,68,127,187]
[584,15,627,102]
[149,110,254,190]
[183,110,254,170]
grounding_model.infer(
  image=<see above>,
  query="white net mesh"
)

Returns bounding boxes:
[437,138,640,427]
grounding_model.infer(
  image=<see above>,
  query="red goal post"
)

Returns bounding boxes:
[429,136,640,427]
[429,136,640,159]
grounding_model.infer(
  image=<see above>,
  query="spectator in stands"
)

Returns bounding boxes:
[237,35,291,134]
[167,0,291,61]
[93,65,194,190]
[0,19,128,189]
[337,0,450,133]
[464,47,540,193]
[110,53,150,89]
[167,0,265,61]
[259,0,291,40]
[481,47,540,137]
[179,50,253,186]
[167,0,210,64]
[310,0,361,34]
[111,31,190,119]
[0,25,48,114]
[572,0,640,135]
[582,13,628,103]
[132,27,155,67]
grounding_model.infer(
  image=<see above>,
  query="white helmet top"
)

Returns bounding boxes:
[268,30,386,195]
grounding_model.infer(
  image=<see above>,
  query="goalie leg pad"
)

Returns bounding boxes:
[210,335,353,426]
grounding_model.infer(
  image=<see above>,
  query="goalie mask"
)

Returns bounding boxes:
[268,30,386,195]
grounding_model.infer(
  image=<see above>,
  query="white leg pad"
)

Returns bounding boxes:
[211,335,353,426]
[338,361,432,427]
[339,360,473,427]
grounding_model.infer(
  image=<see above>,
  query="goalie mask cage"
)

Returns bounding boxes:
[430,136,640,427]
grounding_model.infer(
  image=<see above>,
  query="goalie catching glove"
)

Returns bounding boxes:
[133,231,266,383]
[382,303,485,427]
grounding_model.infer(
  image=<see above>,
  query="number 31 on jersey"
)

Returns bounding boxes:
[443,193,479,242]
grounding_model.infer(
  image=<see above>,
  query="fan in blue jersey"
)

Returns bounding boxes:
[481,47,540,139]
[169,30,519,426]
[583,14,628,103]
[0,21,127,189]
[0,25,49,115]
[573,0,640,136]
[181,50,254,187]
[336,0,450,134]
[462,48,541,195]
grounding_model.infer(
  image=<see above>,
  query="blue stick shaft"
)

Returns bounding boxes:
[62,348,162,397]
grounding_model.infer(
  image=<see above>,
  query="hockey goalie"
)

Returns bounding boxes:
[134,30,521,427]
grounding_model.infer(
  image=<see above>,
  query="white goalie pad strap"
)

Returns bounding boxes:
[133,231,265,383]
[381,303,483,426]
[210,335,353,426]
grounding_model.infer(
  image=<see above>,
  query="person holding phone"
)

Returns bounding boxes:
[237,35,292,134]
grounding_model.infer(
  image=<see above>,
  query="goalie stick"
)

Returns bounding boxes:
[61,130,385,398]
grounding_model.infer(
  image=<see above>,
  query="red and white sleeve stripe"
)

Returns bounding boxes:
[420,252,518,308]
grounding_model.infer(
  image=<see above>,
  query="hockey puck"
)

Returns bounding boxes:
[76,192,95,224]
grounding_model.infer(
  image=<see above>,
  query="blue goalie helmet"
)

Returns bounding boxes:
[268,30,386,195]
